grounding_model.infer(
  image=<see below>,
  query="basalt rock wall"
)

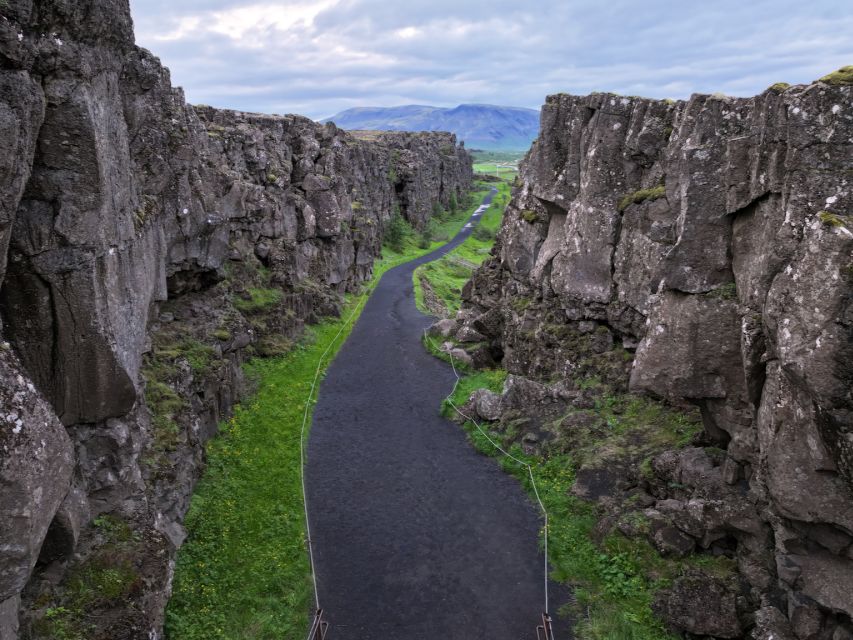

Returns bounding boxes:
[457,84,852,637]
[0,1,471,637]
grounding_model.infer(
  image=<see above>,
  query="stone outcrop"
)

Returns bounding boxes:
[0,0,471,637]
[450,81,852,637]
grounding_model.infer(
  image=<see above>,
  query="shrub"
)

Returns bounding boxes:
[417,222,434,249]
[768,82,791,93]
[449,192,458,214]
[473,225,495,242]
[384,211,411,252]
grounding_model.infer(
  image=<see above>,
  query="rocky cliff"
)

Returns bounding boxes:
[445,79,852,637]
[0,1,471,637]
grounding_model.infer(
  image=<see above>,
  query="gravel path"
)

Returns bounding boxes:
[306,189,569,639]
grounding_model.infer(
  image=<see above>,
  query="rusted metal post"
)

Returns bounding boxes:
[536,612,555,640]
[308,609,329,640]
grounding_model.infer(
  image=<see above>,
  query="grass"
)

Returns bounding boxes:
[381,187,487,256]
[471,150,526,164]
[30,516,143,640]
[233,287,283,314]
[142,332,220,461]
[436,370,713,640]
[471,151,526,179]
[473,163,519,179]
[165,189,481,640]
[413,180,510,315]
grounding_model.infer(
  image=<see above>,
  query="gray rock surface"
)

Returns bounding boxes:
[0,0,472,636]
[0,343,73,631]
[456,81,853,636]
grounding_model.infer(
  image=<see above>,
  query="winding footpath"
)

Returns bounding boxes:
[306,190,568,639]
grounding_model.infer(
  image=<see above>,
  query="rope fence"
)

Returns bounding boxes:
[423,330,552,618]
[297,186,554,638]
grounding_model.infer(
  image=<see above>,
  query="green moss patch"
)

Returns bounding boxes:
[618,185,666,212]
[233,287,283,314]
[819,65,853,86]
[819,210,849,227]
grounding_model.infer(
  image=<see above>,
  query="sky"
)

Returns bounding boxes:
[128,0,853,121]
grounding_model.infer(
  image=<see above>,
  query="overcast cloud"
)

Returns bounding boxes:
[128,0,853,120]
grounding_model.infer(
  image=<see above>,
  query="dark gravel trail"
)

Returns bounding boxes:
[306,189,569,639]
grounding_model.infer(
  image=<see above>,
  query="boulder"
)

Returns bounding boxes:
[428,318,457,338]
[469,389,502,422]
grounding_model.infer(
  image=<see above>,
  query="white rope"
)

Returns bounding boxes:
[300,286,372,637]
[424,330,552,618]
[299,188,540,639]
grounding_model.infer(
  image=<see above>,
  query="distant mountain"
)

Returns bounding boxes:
[322,104,540,151]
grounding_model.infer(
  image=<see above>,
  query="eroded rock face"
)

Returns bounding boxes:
[0,342,73,639]
[0,0,471,635]
[458,85,853,636]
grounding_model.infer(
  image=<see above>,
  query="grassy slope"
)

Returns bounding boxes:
[413,180,510,315]
[418,179,728,640]
[165,192,484,640]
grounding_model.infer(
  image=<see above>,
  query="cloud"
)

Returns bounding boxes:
[128,0,853,120]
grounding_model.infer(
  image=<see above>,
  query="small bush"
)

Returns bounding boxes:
[418,220,435,249]
[257,335,292,358]
[472,225,495,242]
[768,82,791,92]
[449,192,458,214]
[432,201,446,220]
[384,211,412,252]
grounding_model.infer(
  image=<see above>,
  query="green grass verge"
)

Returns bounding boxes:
[414,180,511,315]
[432,358,733,640]
[165,192,482,640]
